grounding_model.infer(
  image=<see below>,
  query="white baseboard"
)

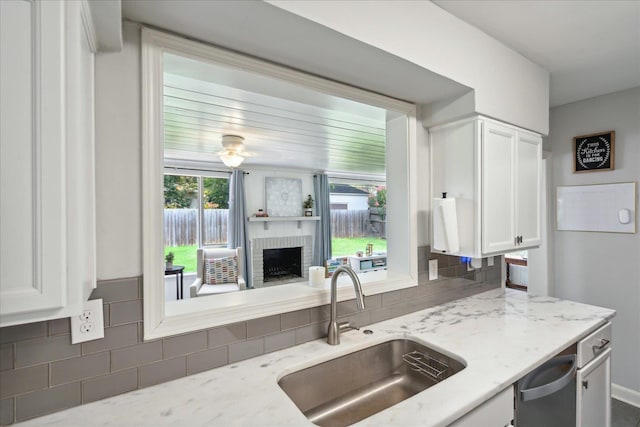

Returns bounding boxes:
[612,383,640,408]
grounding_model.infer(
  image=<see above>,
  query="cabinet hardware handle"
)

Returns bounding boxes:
[592,338,610,351]
[582,380,589,389]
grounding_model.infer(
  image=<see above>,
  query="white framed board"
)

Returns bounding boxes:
[557,182,636,233]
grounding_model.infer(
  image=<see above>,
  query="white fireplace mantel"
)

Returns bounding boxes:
[248,216,320,230]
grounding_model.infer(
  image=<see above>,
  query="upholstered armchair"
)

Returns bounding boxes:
[189,247,246,298]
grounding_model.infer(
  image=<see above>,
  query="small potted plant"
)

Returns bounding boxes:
[165,252,175,269]
[303,194,314,216]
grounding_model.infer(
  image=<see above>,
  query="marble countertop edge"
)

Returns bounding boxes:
[17,288,616,427]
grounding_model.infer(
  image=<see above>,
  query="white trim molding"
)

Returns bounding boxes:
[141,27,419,340]
[612,383,640,408]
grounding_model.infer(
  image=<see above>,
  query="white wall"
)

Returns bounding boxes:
[548,86,640,395]
[95,22,141,279]
[268,0,549,134]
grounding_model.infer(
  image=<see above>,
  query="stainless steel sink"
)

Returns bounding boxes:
[278,338,466,426]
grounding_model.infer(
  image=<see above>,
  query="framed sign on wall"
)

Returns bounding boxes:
[265,177,302,217]
[573,131,615,173]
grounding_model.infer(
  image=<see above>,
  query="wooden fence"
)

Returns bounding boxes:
[331,209,379,238]
[164,208,381,245]
[164,209,228,246]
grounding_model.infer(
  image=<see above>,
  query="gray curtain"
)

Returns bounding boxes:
[228,169,252,288]
[313,174,332,266]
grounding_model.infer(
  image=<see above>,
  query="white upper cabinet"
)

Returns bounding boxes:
[0,0,97,326]
[430,116,541,258]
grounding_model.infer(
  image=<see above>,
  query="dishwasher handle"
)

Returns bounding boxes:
[520,354,577,402]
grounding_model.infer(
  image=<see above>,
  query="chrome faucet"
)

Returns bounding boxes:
[327,265,366,345]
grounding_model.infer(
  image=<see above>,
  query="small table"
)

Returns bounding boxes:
[164,265,185,300]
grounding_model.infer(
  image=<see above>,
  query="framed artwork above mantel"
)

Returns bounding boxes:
[573,130,615,173]
[265,177,303,217]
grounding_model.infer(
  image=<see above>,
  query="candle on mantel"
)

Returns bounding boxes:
[309,266,325,287]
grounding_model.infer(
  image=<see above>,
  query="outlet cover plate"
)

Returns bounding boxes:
[71,299,105,344]
[428,259,438,280]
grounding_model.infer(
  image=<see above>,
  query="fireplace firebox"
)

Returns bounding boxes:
[263,247,302,282]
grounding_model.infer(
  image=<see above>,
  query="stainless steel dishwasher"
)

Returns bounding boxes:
[514,322,612,427]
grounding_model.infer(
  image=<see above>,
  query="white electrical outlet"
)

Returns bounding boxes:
[488,256,494,267]
[71,299,104,344]
[428,259,438,280]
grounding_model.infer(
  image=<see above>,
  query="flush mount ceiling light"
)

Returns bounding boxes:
[218,134,246,168]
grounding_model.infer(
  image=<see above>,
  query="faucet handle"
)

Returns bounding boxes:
[338,321,360,333]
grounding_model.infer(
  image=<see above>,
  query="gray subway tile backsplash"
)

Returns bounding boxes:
[0,398,13,426]
[15,382,81,422]
[50,352,110,386]
[228,337,265,363]
[15,335,80,369]
[48,318,71,336]
[247,314,281,338]
[295,321,328,344]
[207,322,247,348]
[0,245,500,425]
[111,340,163,372]
[280,309,311,331]
[163,331,207,359]
[186,347,228,375]
[82,322,138,355]
[0,364,48,399]
[82,368,138,403]
[139,356,186,388]
[0,345,13,371]
[264,330,296,353]
[0,322,47,345]
[109,299,143,326]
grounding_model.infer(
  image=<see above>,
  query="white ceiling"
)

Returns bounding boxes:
[433,0,640,107]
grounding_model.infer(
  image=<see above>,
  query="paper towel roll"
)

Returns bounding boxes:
[433,196,460,253]
[309,266,325,287]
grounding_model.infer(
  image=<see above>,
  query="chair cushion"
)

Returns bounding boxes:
[204,256,238,285]
[197,283,240,295]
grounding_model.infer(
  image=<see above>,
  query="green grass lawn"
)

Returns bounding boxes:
[166,237,387,273]
[165,245,198,273]
[331,237,387,257]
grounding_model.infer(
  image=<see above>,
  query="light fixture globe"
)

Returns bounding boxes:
[219,134,245,168]
[219,152,245,168]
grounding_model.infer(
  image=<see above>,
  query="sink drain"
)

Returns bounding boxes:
[363,329,373,335]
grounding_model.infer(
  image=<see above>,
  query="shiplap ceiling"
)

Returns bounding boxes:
[163,53,389,175]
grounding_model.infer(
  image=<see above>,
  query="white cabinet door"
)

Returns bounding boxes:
[481,121,517,254]
[0,0,96,326]
[449,386,514,427]
[515,132,542,248]
[1,0,67,316]
[576,348,611,427]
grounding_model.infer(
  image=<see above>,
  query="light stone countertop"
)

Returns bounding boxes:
[21,288,615,426]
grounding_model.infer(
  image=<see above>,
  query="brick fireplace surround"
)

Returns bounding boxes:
[251,235,313,288]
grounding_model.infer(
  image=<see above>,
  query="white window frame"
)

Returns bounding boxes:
[142,28,419,340]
